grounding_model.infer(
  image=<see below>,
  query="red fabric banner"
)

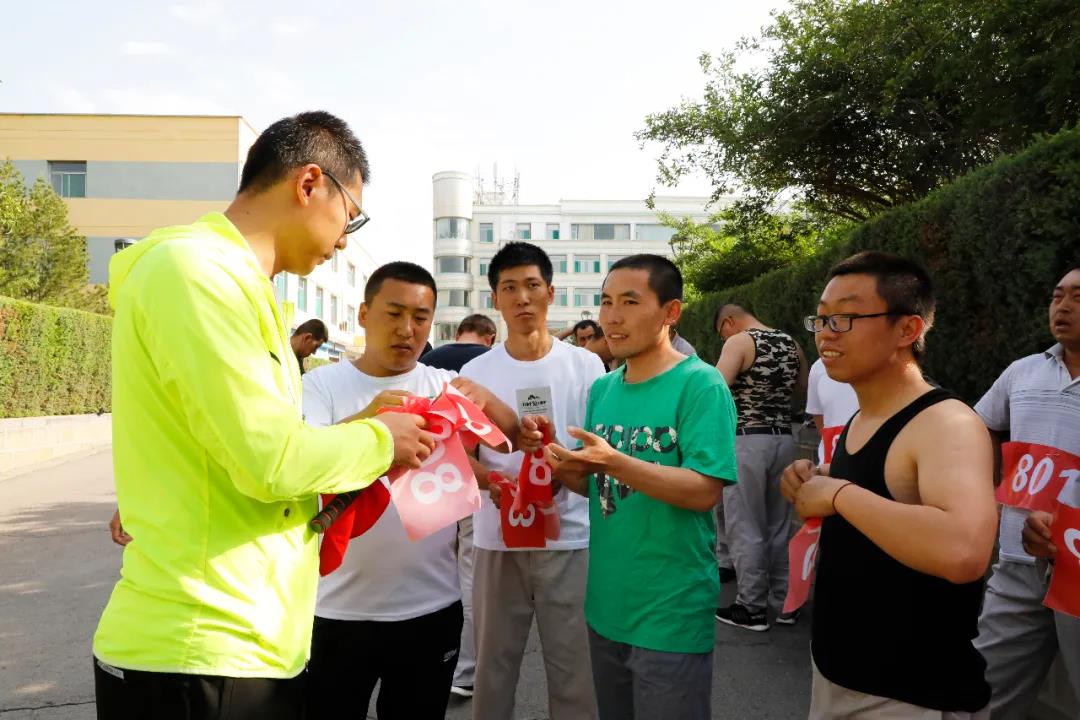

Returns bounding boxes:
[995,442,1080,513]
[782,517,822,614]
[318,384,509,574]
[1044,503,1080,618]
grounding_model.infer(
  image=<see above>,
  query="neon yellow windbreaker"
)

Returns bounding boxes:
[93,212,392,678]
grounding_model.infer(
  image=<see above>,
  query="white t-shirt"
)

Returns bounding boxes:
[974,345,1080,563]
[460,339,606,551]
[302,360,461,621]
[805,358,860,463]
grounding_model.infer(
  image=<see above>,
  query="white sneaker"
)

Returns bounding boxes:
[450,685,474,698]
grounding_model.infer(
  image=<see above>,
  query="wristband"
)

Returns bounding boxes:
[831,481,855,514]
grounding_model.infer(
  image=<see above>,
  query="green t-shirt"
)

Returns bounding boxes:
[584,355,738,653]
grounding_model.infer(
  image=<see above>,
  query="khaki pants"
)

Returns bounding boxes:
[472,548,597,720]
[809,661,988,720]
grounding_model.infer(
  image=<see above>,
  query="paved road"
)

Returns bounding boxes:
[0,450,811,719]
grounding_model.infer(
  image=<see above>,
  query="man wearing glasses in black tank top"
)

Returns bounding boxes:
[781,251,997,719]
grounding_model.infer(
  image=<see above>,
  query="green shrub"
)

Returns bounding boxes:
[0,295,112,418]
[679,128,1080,403]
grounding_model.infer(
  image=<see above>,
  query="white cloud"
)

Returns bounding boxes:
[122,41,173,56]
[169,1,224,24]
[100,87,235,116]
[51,86,96,113]
[270,18,315,38]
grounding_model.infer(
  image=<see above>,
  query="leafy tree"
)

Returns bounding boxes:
[0,160,109,314]
[640,0,1080,221]
[659,197,839,296]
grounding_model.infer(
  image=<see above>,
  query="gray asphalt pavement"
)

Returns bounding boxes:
[0,450,811,719]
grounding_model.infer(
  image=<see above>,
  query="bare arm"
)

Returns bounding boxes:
[715,332,754,386]
[789,404,997,583]
[548,427,723,511]
[794,341,809,401]
[813,414,825,435]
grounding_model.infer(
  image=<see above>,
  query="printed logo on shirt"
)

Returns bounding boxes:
[516,386,554,418]
[592,422,678,518]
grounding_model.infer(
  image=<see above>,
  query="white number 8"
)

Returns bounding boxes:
[527,454,551,486]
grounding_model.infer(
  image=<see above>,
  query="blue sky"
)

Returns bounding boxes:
[0,0,786,266]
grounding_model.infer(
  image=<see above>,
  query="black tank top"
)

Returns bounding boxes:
[811,388,990,712]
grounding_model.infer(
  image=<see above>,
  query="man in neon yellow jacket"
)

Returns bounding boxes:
[92,111,435,718]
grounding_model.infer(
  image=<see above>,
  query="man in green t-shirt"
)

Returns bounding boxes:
[539,254,738,720]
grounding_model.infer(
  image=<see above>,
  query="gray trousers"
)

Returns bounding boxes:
[588,627,712,720]
[974,558,1080,719]
[453,516,476,687]
[809,660,988,719]
[723,433,795,613]
[472,548,597,720]
[715,500,732,570]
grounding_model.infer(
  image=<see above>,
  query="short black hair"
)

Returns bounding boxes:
[238,111,371,194]
[487,242,553,290]
[364,261,437,305]
[293,318,328,342]
[827,251,935,358]
[457,314,497,338]
[712,302,751,329]
[607,254,683,304]
[573,319,602,338]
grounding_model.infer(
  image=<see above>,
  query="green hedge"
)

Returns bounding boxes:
[680,127,1080,403]
[0,296,112,418]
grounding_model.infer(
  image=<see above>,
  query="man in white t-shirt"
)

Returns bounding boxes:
[303,261,519,720]
[462,242,605,720]
[806,357,860,465]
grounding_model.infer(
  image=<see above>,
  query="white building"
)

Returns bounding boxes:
[431,170,719,344]
[273,241,379,360]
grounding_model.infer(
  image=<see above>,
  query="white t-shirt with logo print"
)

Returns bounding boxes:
[460,339,606,552]
[302,360,460,621]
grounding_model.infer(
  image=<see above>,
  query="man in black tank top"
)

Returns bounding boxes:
[780,252,996,718]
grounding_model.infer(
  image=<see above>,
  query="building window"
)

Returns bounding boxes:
[436,322,456,342]
[554,288,568,306]
[478,290,493,309]
[571,223,629,241]
[546,223,560,240]
[297,277,308,311]
[347,305,356,333]
[516,223,531,240]
[574,255,601,274]
[437,289,470,307]
[330,295,339,325]
[315,287,324,319]
[550,254,568,273]
[478,259,489,277]
[636,224,677,242]
[331,251,340,272]
[479,223,494,244]
[274,273,288,302]
[607,255,626,270]
[347,262,356,286]
[436,256,471,274]
[574,287,601,307]
[435,217,470,240]
[48,161,86,198]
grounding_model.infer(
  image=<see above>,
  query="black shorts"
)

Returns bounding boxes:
[306,600,464,720]
[93,657,305,719]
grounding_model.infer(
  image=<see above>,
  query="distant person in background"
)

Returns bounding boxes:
[554,319,602,346]
[670,325,697,356]
[583,325,621,372]
[420,314,497,372]
[291,318,329,374]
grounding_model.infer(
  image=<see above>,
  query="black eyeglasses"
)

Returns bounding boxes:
[803,312,905,333]
[322,169,370,234]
